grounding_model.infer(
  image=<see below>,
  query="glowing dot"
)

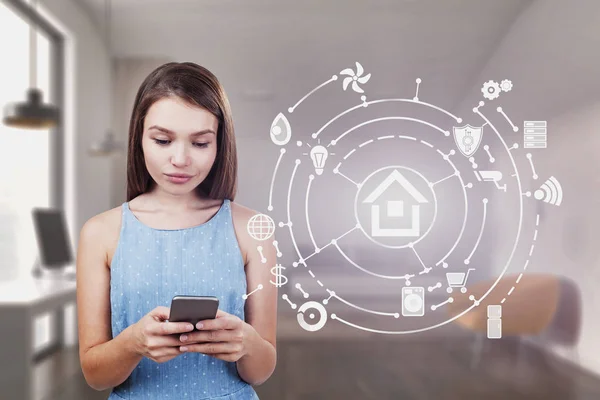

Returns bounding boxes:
[497,107,503,112]
[295,159,301,165]
[296,141,303,146]
[484,145,489,150]
[267,205,273,211]
[332,75,338,80]
[331,314,337,319]
[309,313,315,319]
[416,78,421,83]
[464,259,470,265]
[534,190,544,200]
[394,313,400,318]
[457,118,462,123]
[479,101,485,106]
[287,107,293,113]
[312,133,318,139]
[483,198,488,204]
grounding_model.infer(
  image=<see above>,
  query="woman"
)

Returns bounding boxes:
[76,62,277,399]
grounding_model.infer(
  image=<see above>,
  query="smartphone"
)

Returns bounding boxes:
[168,295,219,330]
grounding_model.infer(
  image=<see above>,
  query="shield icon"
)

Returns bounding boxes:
[453,124,483,157]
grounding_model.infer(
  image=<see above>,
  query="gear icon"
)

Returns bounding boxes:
[500,79,513,92]
[482,80,501,100]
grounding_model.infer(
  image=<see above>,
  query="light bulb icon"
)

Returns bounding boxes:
[310,145,328,175]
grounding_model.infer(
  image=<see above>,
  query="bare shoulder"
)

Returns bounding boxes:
[80,204,123,267]
[230,201,258,224]
[229,201,266,264]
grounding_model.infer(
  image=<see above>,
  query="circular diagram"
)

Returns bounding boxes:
[258,62,563,336]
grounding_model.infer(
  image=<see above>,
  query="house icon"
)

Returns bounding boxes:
[362,169,429,237]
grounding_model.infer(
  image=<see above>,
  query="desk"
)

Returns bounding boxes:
[0,276,77,400]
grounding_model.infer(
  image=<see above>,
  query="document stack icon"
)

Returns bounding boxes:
[523,121,547,149]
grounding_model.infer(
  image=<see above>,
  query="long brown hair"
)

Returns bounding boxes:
[126,62,237,202]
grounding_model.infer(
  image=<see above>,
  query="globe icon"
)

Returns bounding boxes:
[247,213,275,241]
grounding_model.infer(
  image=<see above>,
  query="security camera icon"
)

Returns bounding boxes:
[474,170,506,192]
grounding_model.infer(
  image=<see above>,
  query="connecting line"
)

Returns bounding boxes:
[464,198,488,264]
[496,106,518,132]
[288,75,337,113]
[335,166,359,187]
[326,290,398,317]
[294,226,359,267]
[268,148,286,211]
[285,160,304,267]
[410,245,431,274]
[431,172,456,187]
[305,175,318,251]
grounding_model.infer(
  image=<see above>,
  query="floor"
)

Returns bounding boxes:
[34,320,600,400]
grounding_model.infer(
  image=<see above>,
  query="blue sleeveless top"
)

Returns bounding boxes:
[107,199,259,400]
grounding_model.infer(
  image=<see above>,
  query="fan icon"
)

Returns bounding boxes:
[340,62,371,93]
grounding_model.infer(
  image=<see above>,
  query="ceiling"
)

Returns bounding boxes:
[75,0,531,111]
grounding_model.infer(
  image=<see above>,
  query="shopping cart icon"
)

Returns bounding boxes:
[446,268,475,293]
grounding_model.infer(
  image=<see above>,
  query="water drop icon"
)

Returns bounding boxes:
[270,112,292,146]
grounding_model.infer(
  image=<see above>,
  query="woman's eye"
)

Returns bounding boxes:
[153,139,208,148]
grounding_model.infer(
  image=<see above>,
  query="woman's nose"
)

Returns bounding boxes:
[170,143,190,166]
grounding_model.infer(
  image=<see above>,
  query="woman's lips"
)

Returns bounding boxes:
[165,174,193,184]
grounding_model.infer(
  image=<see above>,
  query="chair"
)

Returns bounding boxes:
[446,273,581,369]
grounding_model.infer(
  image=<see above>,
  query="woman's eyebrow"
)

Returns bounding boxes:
[148,125,216,136]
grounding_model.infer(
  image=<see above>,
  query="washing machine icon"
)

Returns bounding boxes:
[402,287,425,317]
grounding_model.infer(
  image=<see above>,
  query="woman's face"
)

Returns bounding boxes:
[142,96,218,195]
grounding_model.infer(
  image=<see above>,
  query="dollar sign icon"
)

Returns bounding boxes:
[270,264,288,287]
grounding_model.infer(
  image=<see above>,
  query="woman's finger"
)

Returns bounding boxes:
[180,330,238,343]
[182,342,238,354]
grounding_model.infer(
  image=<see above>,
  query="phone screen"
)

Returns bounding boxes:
[168,295,219,329]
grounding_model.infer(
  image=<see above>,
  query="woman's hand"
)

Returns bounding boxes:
[178,309,251,362]
[130,306,196,364]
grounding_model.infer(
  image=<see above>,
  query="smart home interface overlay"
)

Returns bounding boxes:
[245,62,562,338]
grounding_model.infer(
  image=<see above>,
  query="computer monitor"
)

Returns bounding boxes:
[31,207,74,272]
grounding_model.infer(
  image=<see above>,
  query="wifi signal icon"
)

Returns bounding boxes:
[534,176,563,206]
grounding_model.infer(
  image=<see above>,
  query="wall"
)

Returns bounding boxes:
[40,0,112,248]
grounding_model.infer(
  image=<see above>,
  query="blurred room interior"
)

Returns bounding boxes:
[1,0,600,399]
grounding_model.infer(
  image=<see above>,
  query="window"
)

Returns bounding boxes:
[0,2,52,277]
[0,1,55,354]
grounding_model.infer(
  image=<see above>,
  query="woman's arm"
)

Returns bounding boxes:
[77,216,143,391]
[231,204,278,385]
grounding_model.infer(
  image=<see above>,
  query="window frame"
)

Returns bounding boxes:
[3,0,65,210]
[3,0,66,362]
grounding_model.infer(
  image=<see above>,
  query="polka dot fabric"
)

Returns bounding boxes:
[107,200,259,399]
